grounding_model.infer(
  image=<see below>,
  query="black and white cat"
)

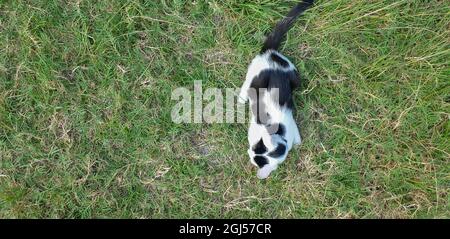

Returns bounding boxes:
[239,0,314,179]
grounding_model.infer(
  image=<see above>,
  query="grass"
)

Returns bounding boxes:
[0,0,449,218]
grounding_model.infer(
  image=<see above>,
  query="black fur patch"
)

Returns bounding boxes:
[268,143,287,158]
[249,69,300,122]
[252,139,267,154]
[275,123,285,136]
[253,155,269,168]
[266,69,298,109]
[271,53,289,68]
[250,69,299,110]
[266,123,285,136]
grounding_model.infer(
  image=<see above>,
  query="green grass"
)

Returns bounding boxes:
[0,0,449,218]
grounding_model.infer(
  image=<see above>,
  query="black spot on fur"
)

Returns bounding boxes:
[268,143,287,158]
[249,69,300,124]
[261,70,299,109]
[266,123,285,136]
[267,70,299,109]
[271,53,289,68]
[252,139,267,154]
[250,69,299,112]
[254,155,269,168]
[276,123,285,136]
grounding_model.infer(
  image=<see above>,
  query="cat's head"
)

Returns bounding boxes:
[248,132,288,179]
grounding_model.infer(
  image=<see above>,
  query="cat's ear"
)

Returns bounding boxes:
[289,70,301,90]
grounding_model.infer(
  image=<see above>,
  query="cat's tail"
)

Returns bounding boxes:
[261,0,314,53]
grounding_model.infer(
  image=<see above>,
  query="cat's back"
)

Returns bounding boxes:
[246,50,296,82]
